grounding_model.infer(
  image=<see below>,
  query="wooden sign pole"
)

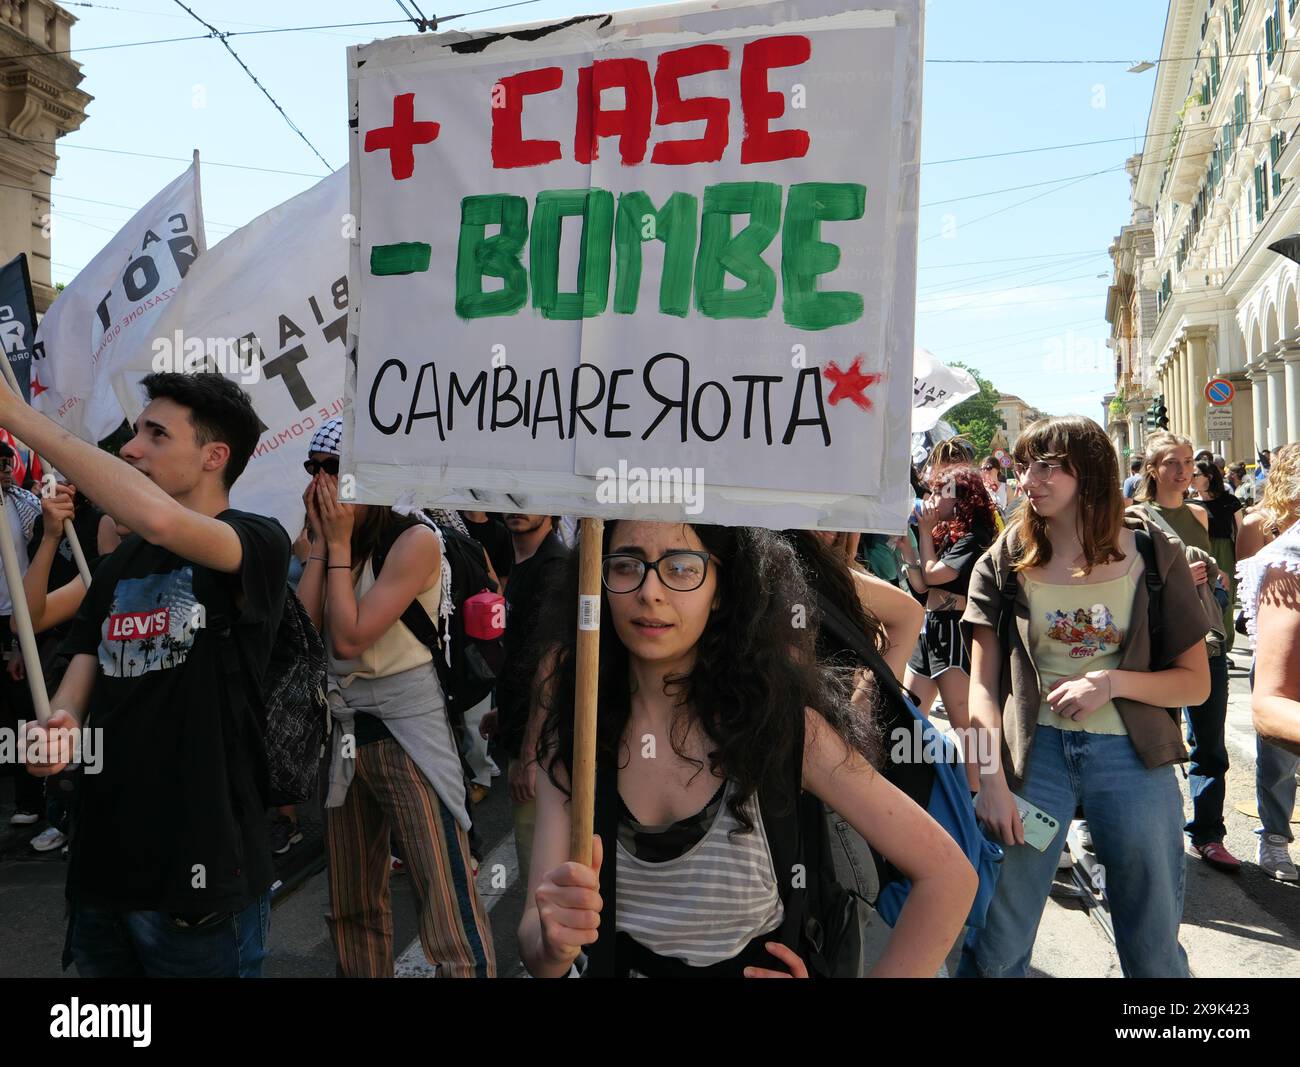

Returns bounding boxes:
[0,491,50,721]
[569,515,603,865]
[0,356,92,587]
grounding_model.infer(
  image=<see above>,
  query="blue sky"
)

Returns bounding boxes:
[46,0,1170,417]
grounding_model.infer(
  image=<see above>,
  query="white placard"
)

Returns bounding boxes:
[344,0,923,532]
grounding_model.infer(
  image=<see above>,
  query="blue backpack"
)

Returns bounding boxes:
[815,592,1004,930]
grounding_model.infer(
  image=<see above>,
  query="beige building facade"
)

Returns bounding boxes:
[1125,0,1300,462]
[994,393,1044,448]
[0,1,90,312]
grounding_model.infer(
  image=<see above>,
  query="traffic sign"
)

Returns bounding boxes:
[1206,406,1233,438]
[1205,377,1235,406]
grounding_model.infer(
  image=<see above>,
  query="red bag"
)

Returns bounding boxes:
[462,590,505,640]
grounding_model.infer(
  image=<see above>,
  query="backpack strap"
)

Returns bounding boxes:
[1131,527,1165,664]
[996,564,1019,650]
[370,516,452,674]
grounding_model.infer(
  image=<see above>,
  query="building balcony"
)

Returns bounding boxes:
[0,1,76,54]
[1167,105,1217,205]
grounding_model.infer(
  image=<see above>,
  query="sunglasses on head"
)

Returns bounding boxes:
[303,456,341,476]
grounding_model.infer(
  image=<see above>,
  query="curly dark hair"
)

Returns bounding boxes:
[783,530,888,659]
[529,523,880,835]
[930,466,999,553]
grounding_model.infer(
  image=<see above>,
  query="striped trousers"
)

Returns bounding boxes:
[325,738,496,977]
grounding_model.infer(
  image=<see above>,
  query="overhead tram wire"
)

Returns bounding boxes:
[921,166,1129,207]
[170,0,332,170]
[0,2,544,64]
[917,251,1108,296]
[929,316,1106,355]
[920,249,1110,269]
[926,47,1298,66]
[0,129,328,178]
[0,20,1266,180]
[394,0,436,31]
[920,168,1112,242]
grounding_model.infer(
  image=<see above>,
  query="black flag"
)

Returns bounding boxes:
[0,254,37,402]
[1268,234,1300,264]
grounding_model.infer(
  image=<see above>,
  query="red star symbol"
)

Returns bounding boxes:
[29,369,47,399]
[365,93,440,181]
[824,356,881,411]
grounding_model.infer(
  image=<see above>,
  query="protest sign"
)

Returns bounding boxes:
[113,168,350,539]
[0,254,38,403]
[34,156,205,443]
[912,346,978,434]
[344,0,923,532]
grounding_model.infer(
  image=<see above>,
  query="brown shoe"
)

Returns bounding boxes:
[1193,841,1242,873]
[467,782,489,805]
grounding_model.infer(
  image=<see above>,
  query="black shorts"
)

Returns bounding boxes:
[907,610,970,679]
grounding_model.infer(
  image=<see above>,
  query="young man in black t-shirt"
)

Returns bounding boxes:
[17,373,289,978]
[488,513,570,878]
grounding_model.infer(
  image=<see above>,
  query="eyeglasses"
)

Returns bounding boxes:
[1013,460,1065,481]
[602,551,713,594]
[303,457,341,477]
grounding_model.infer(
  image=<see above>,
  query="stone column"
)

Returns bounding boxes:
[1176,349,1190,438]
[1170,358,1180,434]
[1186,327,1213,446]
[1267,357,1287,451]
[1284,343,1300,446]
[1250,363,1269,453]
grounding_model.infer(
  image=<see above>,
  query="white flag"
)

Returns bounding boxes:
[34,156,204,442]
[912,346,979,434]
[113,167,351,539]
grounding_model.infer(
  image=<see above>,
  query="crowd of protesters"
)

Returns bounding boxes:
[1,368,1298,978]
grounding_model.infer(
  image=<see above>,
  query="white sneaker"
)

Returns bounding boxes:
[1257,833,1298,882]
[8,810,39,826]
[1057,847,1073,870]
[29,826,66,852]
[1074,819,1093,852]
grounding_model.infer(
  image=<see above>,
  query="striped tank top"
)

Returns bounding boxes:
[616,780,785,967]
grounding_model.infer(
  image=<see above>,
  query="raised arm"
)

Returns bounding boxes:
[318,491,441,659]
[851,567,923,679]
[15,482,86,634]
[803,708,976,977]
[295,478,326,632]
[0,400,245,572]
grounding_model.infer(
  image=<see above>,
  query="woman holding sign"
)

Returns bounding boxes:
[517,520,977,978]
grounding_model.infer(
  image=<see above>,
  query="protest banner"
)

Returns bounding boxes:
[343,0,922,534]
[0,254,38,403]
[113,167,351,540]
[34,155,205,444]
[344,0,923,867]
[912,346,978,434]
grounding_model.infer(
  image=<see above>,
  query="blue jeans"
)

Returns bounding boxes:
[958,725,1188,978]
[1183,652,1230,847]
[1256,733,1299,841]
[68,892,271,977]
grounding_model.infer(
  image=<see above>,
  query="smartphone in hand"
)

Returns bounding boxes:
[1011,794,1062,853]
